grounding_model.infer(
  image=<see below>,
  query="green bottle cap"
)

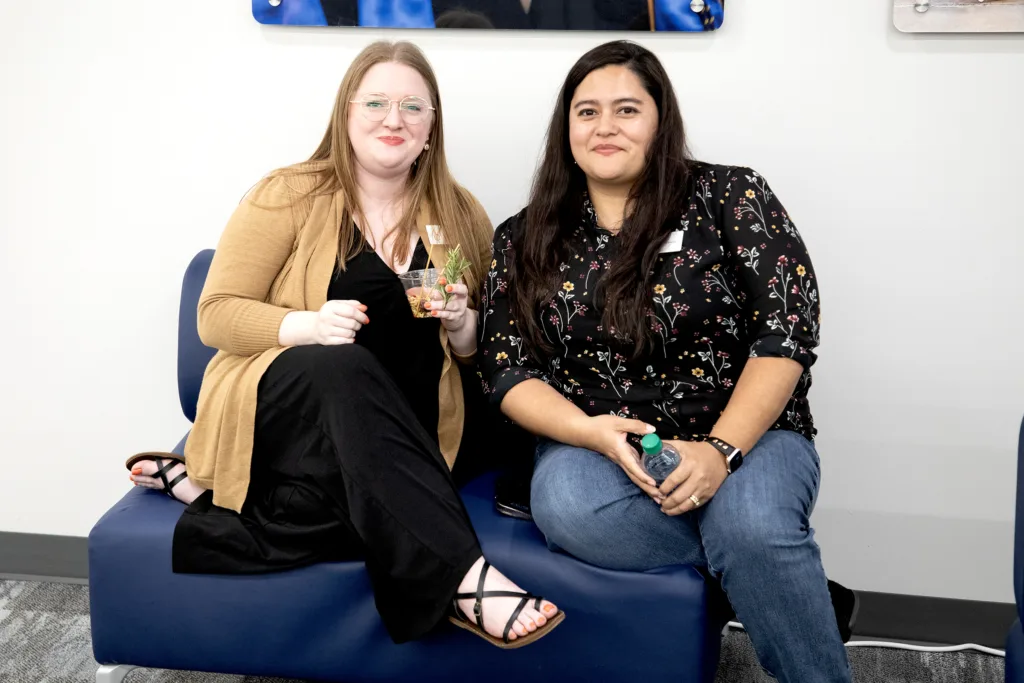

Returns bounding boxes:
[640,433,663,455]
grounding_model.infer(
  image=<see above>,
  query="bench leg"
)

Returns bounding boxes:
[97,664,136,683]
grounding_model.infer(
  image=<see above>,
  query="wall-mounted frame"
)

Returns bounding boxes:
[253,0,725,31]
[894,0,1024,32]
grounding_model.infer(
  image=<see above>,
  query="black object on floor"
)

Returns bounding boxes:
[715,579,858,642]
[494,465,533,520]
[829,579,860,643]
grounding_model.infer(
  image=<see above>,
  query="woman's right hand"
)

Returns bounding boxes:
[278,300,369,347]
[312,300,369,345]
[574,415,662,502]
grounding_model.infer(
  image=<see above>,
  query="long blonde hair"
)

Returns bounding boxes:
[270,40,491,299]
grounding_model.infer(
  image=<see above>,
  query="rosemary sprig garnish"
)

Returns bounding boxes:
[439,245,472,305]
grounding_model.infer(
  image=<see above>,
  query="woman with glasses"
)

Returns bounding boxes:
[125,40,562,648]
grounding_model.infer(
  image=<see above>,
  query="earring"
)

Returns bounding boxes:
[424,142,430,151]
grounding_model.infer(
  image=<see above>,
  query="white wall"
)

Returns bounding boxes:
[1,0,1021,603]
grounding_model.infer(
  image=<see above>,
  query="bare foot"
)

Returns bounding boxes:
[129,458,206,505]
[456,557,558,642]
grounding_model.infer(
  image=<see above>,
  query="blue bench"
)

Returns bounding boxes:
[88,249,721,682]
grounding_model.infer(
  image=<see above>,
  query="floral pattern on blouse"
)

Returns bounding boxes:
[478,163,821,443]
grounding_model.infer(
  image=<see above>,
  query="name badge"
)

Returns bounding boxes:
[659,230,685,254]
[426,225,444,246]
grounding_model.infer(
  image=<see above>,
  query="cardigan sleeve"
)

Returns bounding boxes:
[196,174,313,357]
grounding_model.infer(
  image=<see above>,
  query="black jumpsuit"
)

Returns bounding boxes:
[172,238,483,643]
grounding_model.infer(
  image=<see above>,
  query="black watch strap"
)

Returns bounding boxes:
[706,437,743,474]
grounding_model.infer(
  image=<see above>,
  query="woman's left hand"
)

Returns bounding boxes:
[658,440,729,516]
[424,277,471,332]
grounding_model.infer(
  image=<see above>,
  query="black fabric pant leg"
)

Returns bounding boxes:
[173,425,359,575]
[257,343,483,643]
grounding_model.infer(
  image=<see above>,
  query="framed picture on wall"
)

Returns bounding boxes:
[253,0,725,31]
[894,0,1024,32]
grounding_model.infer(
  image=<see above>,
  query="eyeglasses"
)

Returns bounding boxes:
[349,94,435,124]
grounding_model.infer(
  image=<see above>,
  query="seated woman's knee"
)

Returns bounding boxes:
[704,510,788,562]
[703,475,812,562]
[530,448,606,549]
[284,344,383,390]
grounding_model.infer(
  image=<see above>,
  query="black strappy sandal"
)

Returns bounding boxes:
[125,452,188,501]
[448,560,565,649]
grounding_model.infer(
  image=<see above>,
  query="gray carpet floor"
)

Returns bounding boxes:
[0,579,1005,682]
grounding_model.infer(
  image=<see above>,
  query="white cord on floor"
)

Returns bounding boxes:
[724,622,1006,658]
[846,640,1006,657]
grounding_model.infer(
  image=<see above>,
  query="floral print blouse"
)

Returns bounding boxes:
[478,163,821,444]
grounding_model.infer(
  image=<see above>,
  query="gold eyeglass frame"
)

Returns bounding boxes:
[349,93,436,122]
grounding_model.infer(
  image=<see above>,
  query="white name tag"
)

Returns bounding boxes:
[426,225,444,246]
[659,230,685,253]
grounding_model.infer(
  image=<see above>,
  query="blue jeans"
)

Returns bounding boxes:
[530,430,851,683]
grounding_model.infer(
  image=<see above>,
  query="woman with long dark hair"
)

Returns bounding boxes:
[479,40,851,681]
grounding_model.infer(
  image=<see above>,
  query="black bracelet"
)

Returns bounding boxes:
[706,437,744,474]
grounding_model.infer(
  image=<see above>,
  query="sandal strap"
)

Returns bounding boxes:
[453,590,540,601]
[165,470,189,492]
[473,560,490,624]
[126,451,184,472]
[452,560,549,639]
[152,458,188,500]
[452,599,467,622]
[152,458,177,490]
[502,596,530,643]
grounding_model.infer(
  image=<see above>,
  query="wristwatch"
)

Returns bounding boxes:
[706,437,743,474]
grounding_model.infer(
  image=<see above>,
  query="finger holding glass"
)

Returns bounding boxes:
[425,277,471,331]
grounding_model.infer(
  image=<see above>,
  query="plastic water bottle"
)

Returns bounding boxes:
[640,433,681,486]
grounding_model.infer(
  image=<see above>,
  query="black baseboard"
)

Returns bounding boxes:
[0,532,88,581]
[854,590,1015,649]
[0,532,1015,647]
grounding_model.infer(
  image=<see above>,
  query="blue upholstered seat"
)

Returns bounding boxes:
[88,250,719,682]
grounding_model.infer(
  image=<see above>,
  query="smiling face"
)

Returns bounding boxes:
[347,61,434,180]
[568,65,659,190]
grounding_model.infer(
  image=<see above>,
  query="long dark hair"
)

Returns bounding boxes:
[509,40,693,360]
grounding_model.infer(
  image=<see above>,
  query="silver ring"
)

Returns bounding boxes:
[689,494,701,507]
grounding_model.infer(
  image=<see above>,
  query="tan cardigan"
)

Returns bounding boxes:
[185,169,490,513]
